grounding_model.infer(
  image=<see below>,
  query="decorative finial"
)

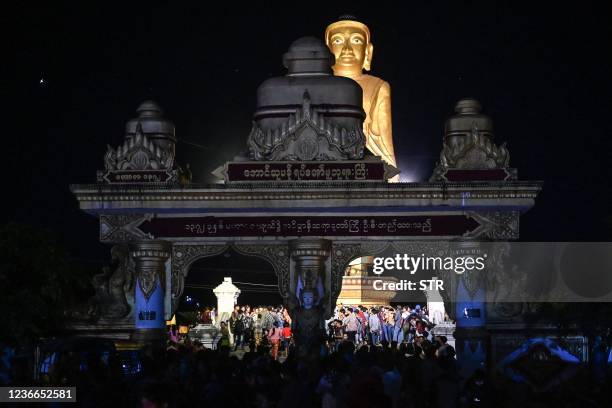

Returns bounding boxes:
[455,98,482,114]
[136,100,163,117]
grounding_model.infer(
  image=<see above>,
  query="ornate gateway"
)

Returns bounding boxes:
[71,36,541,367]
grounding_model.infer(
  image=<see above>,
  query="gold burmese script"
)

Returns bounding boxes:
[325,18,398,178]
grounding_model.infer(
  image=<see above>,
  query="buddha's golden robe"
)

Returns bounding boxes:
[353,74,396,169]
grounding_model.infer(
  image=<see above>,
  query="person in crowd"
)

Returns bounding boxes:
[281,321,292,357]
[342,308,359,344]
[368,308,382,346]
[168,325,178,343]
[253,312,263,347]
[200,307,213,324]
[242,308,253,348]
[209,307,216,325]
[356,306,368,345]
[355,309,364,345]
[282,305,292,326]
[327,318,344,352]
[232,309,246,351]
[217,321,230,349]
[261,306,275,337]
[415,319,432,342]
[436,335,456,360]
[384,308,395,343]
[392,307,406,343]
[404,315,417,343]
[267,321,282,360]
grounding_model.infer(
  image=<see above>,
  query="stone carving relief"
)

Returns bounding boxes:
[130,243,172,301]
[69,244,135,322]
[360,241,392,256]
[444,122,509,170]
[104,123,174,171]
[100,214,153,243]
[431,122,510,181]
[465,211,520,240]
[233,244,291,299]
[391,241,450,258]
[248,91,365,161]
[484,242,543,321]
[92,244,135,318]
[462,266,485,300]
[135,266,160,302]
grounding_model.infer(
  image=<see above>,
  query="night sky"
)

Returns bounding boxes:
[6,3,612,288]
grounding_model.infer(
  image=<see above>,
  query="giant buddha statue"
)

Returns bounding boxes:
[325,16,398,178]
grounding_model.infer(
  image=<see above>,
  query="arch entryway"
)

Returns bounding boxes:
[335,242,453,317]
[180,247,280,313]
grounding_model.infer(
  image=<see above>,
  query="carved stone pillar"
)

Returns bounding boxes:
[289,239,331,358]
[129,240,172,344]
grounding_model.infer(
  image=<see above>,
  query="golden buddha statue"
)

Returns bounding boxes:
[325,17,398,179]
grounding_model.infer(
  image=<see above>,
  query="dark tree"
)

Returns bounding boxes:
[0,223,91,346]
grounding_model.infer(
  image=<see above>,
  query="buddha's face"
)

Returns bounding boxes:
[302,291,314,309]
[327,25,373,74]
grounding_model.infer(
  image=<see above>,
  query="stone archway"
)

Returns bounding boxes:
[333,241,457,323]
[174,242,466,314]
[170,243,291,317]
[170,244,230,315]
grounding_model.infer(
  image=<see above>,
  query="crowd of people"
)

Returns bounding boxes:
[219,305,292,360]
[163,303,462,406]
[2,302,606,407]
[184,303,453,360]
[27,333,477,407]
[326,304,451,352]
[177,305,294,360]
[34,301,468,407]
